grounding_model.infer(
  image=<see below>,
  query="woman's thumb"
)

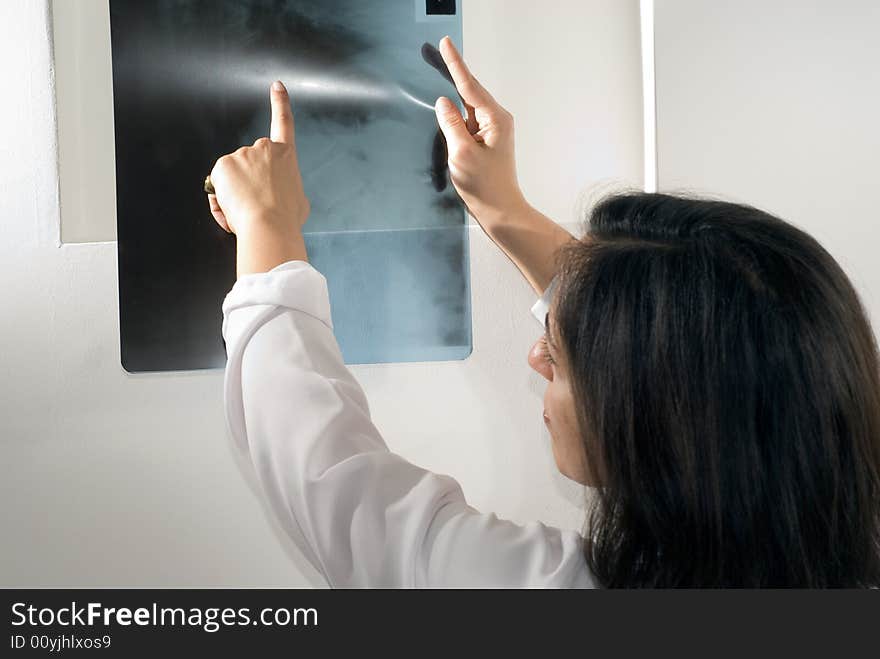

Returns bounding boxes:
[435,97,470,150]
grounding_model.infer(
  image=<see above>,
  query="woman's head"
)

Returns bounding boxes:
[532,192,880,587]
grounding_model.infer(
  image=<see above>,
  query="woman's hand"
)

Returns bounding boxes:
[208,81,310,276]
[434,37,529,227]
[435,38,575,295]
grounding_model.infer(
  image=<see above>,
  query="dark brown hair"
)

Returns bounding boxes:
[553,192,880,587]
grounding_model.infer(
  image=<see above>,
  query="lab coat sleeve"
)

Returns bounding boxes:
[530,274,560,326]
[222,260,593,588]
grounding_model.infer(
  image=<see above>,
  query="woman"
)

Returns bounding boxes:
[207,38,880,587]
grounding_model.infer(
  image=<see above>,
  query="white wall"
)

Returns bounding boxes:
[655,0,880,331]
[0,1,643,586]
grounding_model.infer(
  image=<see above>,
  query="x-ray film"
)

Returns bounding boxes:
[110,0,470,372]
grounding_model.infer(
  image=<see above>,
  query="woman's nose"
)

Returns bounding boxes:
[528,338,553,381]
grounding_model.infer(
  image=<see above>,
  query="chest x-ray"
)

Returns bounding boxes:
[110,0,469,372]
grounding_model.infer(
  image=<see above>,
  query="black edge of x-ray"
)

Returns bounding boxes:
[110,1,468,373]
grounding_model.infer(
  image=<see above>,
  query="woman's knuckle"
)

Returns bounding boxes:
[453,143,475,162]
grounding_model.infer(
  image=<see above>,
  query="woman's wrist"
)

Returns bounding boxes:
[235,215,308,277]
[473,193,532,233]
[482,201,576,295]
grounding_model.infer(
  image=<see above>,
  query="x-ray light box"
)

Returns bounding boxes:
[57,0,471,372]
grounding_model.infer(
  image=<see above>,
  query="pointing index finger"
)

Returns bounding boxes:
[438,36,494,108]
[269,80,295,144]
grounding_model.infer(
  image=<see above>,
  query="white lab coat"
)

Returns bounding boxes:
[222,260,595,588]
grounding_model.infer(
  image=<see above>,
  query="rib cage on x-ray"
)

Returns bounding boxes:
[110,0,470,372]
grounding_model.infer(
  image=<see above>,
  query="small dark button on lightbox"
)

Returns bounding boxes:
[427,0,456,16]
